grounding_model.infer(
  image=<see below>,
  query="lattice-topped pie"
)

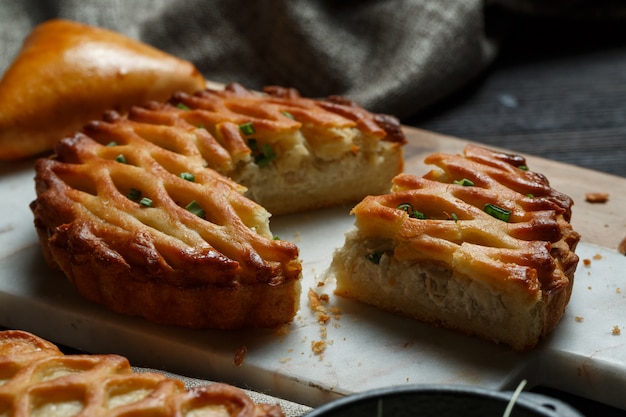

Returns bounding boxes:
[139,83,406,214]
[30,83,405,329]
[0,330,284,417]
[327,145,581,350]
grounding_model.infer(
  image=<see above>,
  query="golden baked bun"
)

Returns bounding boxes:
[0,330,284,417]
[30,82,404,329]
[0,19,206,160]
[328,145,581,351]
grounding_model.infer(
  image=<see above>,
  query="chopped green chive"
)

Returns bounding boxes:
[139,197,153,207]
[397,203,425,219]
[273,235,281,240]
[115,154,127,164]
[484,203,511,222]
[281,111,294,119]
[526,193,534,198]
[106,141,118,147]
[248,138,259,152]
[185,200,205,218]
[239,122,255,135]
[127,188,142,201]
[255,144,276,167]
[366,251,384,265]
[518,165,529,171]
[443,211,458,221]
[453,178,474,186]
[179,172,195,182]
[176,103,191,111]
[247,139,276,167]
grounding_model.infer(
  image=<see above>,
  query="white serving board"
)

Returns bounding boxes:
[1,161,626,410]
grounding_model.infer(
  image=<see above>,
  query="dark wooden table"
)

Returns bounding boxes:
[406,12,626,179]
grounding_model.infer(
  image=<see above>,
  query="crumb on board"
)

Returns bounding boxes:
[612,326,621,336]
[575,316,584,323]
[319,326,327,339]
[307,287,343,356]
[585,192,609,203]
[311,340,327,355]
[593,253,602,260]
[583,259,592,267]
[233,345,247,366]
[308,288,332,324]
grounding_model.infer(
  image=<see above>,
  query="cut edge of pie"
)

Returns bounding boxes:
[327,144,581,351]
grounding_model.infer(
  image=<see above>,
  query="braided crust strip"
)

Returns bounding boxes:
[0,330,283,417]
[329,145,581,351]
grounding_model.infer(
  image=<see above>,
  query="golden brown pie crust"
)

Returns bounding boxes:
[331,145,581,350]
[0,330,284,417]
[30,102,302,329]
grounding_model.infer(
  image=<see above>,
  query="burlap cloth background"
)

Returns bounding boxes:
[3,0,625,120]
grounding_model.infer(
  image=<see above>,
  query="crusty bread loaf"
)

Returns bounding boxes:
[30,82,405,329]
[328,145,581,351]
[0,330,284,417]
[0,19,206,160]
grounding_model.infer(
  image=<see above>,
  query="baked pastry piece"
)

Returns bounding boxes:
[30,82,404,329]
[139,83,406,215]
[328,145,581,350]
[0,330,284,417]
[0,19,205,160]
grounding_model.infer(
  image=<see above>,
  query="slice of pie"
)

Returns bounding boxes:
[327,145,581,350]
[30,83,405,329]
[141,83,406,215]
[0,330,284,416]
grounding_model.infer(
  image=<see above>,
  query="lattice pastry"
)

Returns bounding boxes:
[0,330,284,417]
[328,145,581,350]
[134,83,406,214]
[30,82,405,329]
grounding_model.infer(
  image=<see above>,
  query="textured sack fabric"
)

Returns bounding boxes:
[1,0,624,119]
[0,0,496,119]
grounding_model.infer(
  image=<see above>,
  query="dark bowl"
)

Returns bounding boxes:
[305,385,584,417]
